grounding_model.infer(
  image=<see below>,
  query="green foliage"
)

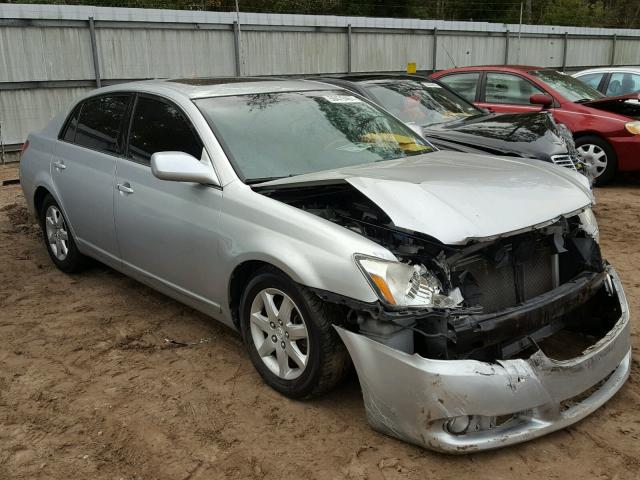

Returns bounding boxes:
[6,0,640,28]
[541,0,606,26]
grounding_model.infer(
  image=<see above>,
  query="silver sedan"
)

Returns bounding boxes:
[19,78,630,453]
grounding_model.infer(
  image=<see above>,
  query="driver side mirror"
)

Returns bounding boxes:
[530,93,553,108]
[151,151,219,186]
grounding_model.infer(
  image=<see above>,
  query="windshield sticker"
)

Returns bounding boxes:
[322,95,362,103]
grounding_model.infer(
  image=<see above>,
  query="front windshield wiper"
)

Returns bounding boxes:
[575,98,595,103]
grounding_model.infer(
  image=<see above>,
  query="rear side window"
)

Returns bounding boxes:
[485,73,544,105]
[61,105,81,143]
[74,95,131,154]
[577,72,605,91]
[438,72,481,102]
[606,72,640,96]
[127,96,203,165]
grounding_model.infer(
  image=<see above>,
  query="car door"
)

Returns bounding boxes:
[51,94,133,266]
[477,72,547,113]
[114,93,224,314]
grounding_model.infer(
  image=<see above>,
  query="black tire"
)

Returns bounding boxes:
[39,194,88,273]
[239,267,350,399]
[575,135,617,186]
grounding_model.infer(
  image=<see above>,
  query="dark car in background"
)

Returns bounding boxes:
[432,66,640,184]
[312,74,584,175]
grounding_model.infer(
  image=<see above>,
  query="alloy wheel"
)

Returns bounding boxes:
[577,143,608,178]
[249,288,309,380]
[45,205,69,261]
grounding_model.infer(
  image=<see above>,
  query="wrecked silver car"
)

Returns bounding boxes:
[20,78,630,453]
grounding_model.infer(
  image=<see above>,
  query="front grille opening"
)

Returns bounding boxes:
[414,216,616,362]
[452,241,554,313]
[560,371,615,412]
[451,219,602,315]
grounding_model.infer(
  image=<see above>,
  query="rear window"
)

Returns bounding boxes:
[74,95,131,154]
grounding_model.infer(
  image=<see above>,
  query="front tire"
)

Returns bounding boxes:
[39,194,88,273]
[239,267,350,399]
[575,135,617,185]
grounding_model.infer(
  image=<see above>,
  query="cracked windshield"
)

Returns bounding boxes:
[364,79,479,126]
[195,90,433,183]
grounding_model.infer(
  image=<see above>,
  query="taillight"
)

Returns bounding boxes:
[20,140,30,157]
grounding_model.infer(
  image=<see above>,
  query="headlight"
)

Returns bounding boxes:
[579,208,599,243]
[625,121,640,135]
[355,255,462,308]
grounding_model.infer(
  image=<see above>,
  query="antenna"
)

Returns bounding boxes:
[442,43,457,68]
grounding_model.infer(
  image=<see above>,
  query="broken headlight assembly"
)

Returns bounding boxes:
[579,208,599,243]
[355,254,462,309]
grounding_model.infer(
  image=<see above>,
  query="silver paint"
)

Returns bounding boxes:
[336,266,630,454]
[19,78,630,453]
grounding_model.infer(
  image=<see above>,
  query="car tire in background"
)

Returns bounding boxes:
[575,135,618,185]
[240,266,350,399]
[39,194,88,273]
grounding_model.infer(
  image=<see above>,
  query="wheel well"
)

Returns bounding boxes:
[573,132,606,143]
[33,186,51,220]
[228,260,274,329]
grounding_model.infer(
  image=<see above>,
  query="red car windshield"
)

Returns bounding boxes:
[530,70,604,103]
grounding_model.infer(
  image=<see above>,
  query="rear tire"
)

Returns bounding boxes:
[39,194,88,273]
[239,267,350,399]
[575,135,617,185]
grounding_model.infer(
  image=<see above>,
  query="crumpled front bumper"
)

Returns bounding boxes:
[336,266,631,454]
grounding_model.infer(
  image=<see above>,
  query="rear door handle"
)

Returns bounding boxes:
[116,183,134,194]
[53,161,66,170]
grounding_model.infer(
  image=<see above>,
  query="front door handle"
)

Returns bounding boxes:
[116,183,134,194]
[53,161,66,170]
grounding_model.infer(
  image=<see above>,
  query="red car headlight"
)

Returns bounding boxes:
[625,122,640,135]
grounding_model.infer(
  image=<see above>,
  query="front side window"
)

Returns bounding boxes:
[577,72,605,91]
[74,95,131,154]
[195,91,433,183]
[127,97,203,164]
[364,80,479,127]
[438,73,481,102]
[530,69,603,102]
[485,73,544,105]
[606,72,640,96]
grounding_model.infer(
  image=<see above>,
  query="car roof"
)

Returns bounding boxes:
[574,66,640,76]
[315,73,433,83]
[81,77,341,101]
[435,65,544,74]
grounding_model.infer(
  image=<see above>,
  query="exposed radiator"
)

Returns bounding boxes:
[453,245,555,313]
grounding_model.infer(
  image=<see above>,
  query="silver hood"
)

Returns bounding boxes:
[256,152,593,245]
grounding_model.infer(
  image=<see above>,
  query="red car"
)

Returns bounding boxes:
[432,65,640,184]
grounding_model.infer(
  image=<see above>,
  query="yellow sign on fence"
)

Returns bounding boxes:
[406,62,417,74]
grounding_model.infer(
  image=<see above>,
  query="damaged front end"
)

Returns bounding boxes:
[258,181,631,453]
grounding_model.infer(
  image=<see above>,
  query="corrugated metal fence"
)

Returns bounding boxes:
[1,3,640,150]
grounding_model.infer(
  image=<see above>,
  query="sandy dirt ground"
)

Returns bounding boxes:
[0,162,638,480]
